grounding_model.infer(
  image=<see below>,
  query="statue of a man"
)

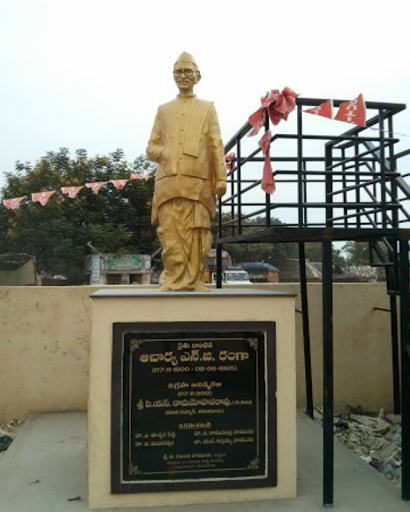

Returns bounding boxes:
[147,52,227,291]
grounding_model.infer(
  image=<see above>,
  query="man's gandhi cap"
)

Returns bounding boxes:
[174,52,199,71]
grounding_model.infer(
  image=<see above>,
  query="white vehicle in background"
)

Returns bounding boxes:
[211,269,251,285]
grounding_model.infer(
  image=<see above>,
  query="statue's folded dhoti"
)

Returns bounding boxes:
[157,198,212,291]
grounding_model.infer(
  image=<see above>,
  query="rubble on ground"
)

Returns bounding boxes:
[0,419,24,461]
[313,405,402,487]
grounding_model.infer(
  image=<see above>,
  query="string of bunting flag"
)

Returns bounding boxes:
[4,93,407,209]
[305,95,410,137]
[2,173,151,210]
[304,94,366,126]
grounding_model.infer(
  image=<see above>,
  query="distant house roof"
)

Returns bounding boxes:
[278,259,322,282]
[0,253,33,271]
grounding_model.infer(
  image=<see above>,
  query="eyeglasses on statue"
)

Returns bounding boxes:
[173,69,195,77]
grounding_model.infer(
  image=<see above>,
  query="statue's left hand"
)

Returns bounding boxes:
[215,180,227,198]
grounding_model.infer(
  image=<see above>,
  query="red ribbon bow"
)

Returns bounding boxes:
[248,87,299,137]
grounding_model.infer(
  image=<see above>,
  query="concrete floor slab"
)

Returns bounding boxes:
[0,412,406,511]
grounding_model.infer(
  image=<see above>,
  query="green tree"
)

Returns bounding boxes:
[0,148,159,283]
[212,214,298,267]
[0,207,8,253]
[304,242,347,267]
[211,216,347,269]
[304,242,323,262]
[342,241,371,266]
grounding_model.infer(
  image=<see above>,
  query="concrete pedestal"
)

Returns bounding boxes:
[88,288,296,509]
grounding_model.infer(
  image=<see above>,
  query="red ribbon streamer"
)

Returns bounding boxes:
[259,131,275,194]
[248,108,266,137]
[225,152,236,173]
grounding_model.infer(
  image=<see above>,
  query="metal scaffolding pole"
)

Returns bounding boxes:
[322,236,334,506]
[299,242,314,418]
[217,97,410,506]
[400,232,410,499]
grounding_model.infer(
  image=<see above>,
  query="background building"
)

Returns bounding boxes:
[85,254,151,285]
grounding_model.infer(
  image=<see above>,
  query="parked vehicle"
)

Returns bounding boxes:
[203,249,232,284]
[240,262,279,283]
[211,269,251,285]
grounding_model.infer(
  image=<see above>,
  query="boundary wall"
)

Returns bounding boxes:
[0,284,393,422]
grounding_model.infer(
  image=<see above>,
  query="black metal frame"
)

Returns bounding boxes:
[216,97,410,505]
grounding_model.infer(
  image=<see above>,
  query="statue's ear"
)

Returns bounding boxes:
[195,71,201,84]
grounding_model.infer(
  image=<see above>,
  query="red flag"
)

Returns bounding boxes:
[259,131,275,194]
[110,179,129,190]
[61,186,83,199]
[32,191,55,206]
[85,182,107,194]
[305,100,334,119]
[3,196,27,210]
[334,94,366,127]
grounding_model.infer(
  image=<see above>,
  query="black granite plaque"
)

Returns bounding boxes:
[111,322,276,493]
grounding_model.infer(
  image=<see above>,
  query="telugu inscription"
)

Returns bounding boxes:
[111,322,277,494]
[122,333,265,482]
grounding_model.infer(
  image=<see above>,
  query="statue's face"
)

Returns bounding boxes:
[173,61,199,93]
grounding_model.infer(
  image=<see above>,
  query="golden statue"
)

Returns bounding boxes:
[147,52,227,291]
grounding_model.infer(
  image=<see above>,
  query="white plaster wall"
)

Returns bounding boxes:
[0,283,394,423]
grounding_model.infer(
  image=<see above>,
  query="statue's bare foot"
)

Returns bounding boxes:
[193,282,210,293]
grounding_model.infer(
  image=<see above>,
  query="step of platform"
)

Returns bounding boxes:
[0,411,407,512]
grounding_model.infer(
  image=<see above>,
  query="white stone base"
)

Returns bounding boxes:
[87,289,296,509]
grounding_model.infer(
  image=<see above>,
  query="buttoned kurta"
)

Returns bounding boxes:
[146,93,227,290]
[147,93,227,226]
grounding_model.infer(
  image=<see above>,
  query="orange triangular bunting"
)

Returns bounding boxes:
[335,94,366,127]
[110,179,129,190]
[32,191,56,206]
[85,182,107,194]
[305,99,334,119]
[61,186,83,198]
[3,196,27,210]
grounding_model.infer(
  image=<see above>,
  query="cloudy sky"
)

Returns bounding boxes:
[1,0,409,198]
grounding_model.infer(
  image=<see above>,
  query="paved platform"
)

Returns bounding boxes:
[0,412,407,511]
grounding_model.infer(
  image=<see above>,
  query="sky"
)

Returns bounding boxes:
[1,0,410,210]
